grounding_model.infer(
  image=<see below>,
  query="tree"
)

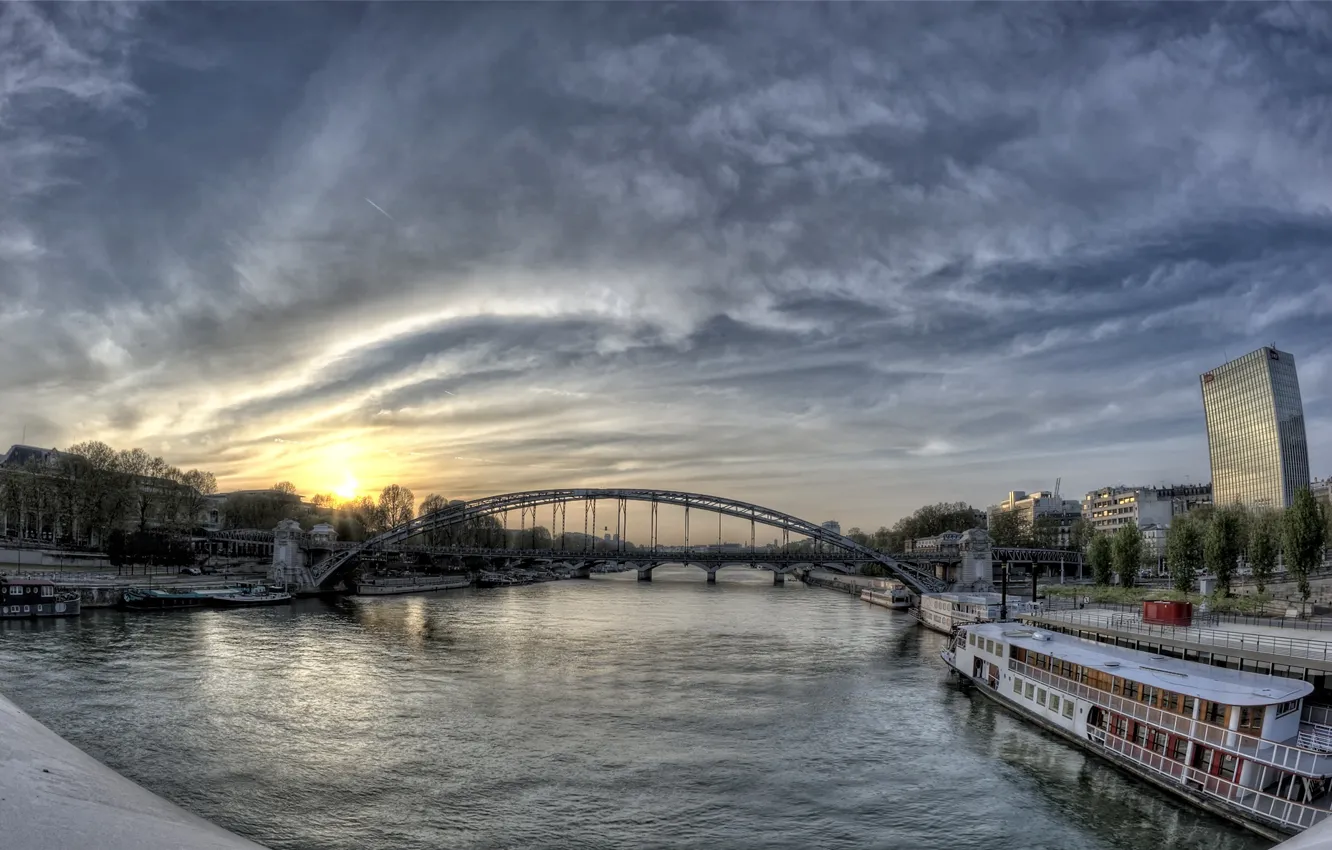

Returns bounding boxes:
[1031,515,1061,549]
[272,481,298,496]
[377,485,415,529]
[419,493,449,545]
[1284,488,1325,602]
[1112,522,1144,589]
[846,527,870,547]
[1165,516,1204,594]
[988,509,1031,547]
[1249,508,1281,595]
[884,501,982,551]
[1088,534,1114,587]
[311,493,337,511]
[1067,518,1095,554]
[1204,504,1248,596]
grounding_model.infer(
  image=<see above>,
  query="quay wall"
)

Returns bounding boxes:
[0,691,268,850]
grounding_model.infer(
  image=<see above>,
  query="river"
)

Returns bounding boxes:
[0,567,1271,850]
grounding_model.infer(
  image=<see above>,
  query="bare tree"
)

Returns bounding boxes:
[378,484,415,530]
[272,481,299,496]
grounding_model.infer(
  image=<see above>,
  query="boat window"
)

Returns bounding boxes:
[1203,702,1225,725]
[1161,692,1179,712]
[1024,683,1035,701]
[1062,700,1075,720]
[1132,723,1149,747]
[1170,737,1189,761]
[1182,696,1196,716]
[1111,677,1123,695]
[1217,754,1239,781]
[969,632,976,647]
[1112,716,1129,738]
[1122,680,1139,700]
[40,586,53,597]
[1277,700,1300,717]
[1037,689,1046,707]
[1141,685,1158,707]
[1049,694,1060,713]
[986,639,995,655]
[1012,678,1022,695]
[1150,731,1168,756]
[1192,746,1214,772]
[1238,706,1263,732]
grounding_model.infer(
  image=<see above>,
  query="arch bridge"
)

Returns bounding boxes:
[301,489,946,594]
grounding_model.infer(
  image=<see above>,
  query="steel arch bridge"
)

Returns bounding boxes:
[309,489,946,593]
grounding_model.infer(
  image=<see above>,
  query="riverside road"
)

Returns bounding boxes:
[0,567,1270,850]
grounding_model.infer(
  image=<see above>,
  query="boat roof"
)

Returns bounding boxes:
[1,578,55,587]
[964,621,1314,707]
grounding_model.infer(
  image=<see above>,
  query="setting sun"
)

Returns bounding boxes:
[334,475,358,500]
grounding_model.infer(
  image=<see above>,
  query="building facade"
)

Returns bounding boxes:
[1082,483,1213,538]
[988,490,1083,547]
[1201,346,1310,509]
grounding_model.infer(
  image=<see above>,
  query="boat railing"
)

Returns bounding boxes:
[1306,704,1332,728]
[1025,610,1332,662]
[1100,732,1330,830]
[1010,659,1332,776]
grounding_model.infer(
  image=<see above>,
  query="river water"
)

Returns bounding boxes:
[0,567,1271,850]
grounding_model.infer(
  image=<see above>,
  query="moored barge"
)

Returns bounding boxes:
[944,621,1332,839]
[120,588,209,612]
[861,586,911,610]
[915,592,1041,635]
[1,578,80,619]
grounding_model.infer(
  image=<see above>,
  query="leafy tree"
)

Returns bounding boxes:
[846,526,871,547]
[1284,488,1325,602]
[1088,534,1114,587]
[310,493,337,511]
[1031,514,1062,549]
[886,501,982,550]
[1166,516,1204,594]
[1112,522,1144,588]
[1067,518,1095,554]
[1248,508,1281,595]
[1203,504,1248,596]
[988,509,1031,547]
[272,481,299,496]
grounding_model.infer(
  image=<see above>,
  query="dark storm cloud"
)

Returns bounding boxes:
[6,2,1332,520]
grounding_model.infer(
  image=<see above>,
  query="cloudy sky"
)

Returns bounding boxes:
[4,2,1332,529]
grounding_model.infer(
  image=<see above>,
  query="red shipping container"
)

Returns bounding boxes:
[1142,600,1192,627]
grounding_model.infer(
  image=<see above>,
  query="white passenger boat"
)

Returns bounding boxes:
[944,621,1332,840]
[915,592,1041,635]
[861,586,910,610]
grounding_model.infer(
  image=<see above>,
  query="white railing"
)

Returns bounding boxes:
[1009,660,1332,776]
[1305,704,1332,728]
[1101,731,1329,831]
[1298,725,1332,754]
[1028,610,1332,662]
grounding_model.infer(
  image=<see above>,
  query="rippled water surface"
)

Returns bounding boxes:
[0,568,1272,850]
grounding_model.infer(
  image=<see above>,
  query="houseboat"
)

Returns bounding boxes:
[943,621,1332,839]
[0,578,80,619]
[355,574,471,596]
[120,588,209,612]
[861,586,911,610]
[915,592,1041,635]
[204,585,292,607]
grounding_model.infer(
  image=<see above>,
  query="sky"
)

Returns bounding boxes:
[4,2,1332,531]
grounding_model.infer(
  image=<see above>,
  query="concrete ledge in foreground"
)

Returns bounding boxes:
[0,692,268,850]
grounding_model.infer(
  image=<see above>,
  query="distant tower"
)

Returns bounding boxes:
[1201,346,1310,509]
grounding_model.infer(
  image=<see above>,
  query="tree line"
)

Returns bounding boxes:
[1079,488,1330,600]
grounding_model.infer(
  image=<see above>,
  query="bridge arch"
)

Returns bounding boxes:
[310,489,945,593]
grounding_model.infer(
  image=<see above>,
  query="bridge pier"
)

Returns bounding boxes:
[706,569,718,584]
[637,568,652,582]
[773,571,784,586]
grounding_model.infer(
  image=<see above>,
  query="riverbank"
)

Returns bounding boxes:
[0,691,266,850]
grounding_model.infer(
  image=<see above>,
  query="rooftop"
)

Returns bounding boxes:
[966,621,1314,707]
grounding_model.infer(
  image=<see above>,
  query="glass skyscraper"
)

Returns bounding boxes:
[1200,346,1310,509]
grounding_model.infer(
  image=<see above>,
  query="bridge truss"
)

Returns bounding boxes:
[310,489,947,593]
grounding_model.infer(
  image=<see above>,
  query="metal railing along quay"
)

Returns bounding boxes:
[1028,610,1332,663]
